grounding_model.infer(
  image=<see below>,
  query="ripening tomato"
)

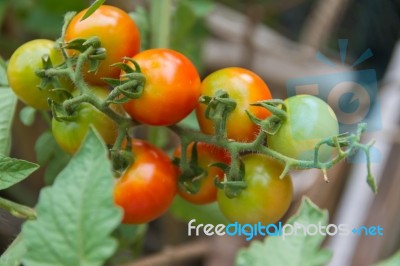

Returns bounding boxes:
[196,67,272,142]
[65,5,140,85]
[114,139,178,224]
[174,142,230,204]
[267,95,339,162]
[7,39,65,110]
[123,48,201,126]
[217,154,293,224]
[52,86,122,154]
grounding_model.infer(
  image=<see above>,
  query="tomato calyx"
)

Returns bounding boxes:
[212,160,247,199]
[246,99,287,135]
[64,37,106,73]
[199,90,237,139]
[175,142,208,195]
[103,58,145,104]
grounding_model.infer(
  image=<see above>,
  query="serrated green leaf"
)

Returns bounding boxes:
[0,88,17,156]
[22,129,122,266]
[19,106,36,126]
[235,197,332,266]
[81,0,105,21]
[375,250,400,266]
[170,196,229,225]
[0,156,39,190]
[0,235,26,266]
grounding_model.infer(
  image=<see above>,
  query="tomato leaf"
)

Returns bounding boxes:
[34,131,71,185]
[0,88,17,156]
[19,106,36,127]
[374,250,400,266]
[81,0,105,21]
[170,196,229,225]
[235,197,332,266]
[0,235,26,266]
[0,157,39,190]
[21,128,122,266]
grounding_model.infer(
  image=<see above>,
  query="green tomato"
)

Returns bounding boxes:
[52,87,121,154]
[217,154,293,224]
[268,95,339,162]
[7,39,65,110]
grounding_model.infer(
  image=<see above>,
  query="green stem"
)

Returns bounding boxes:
[0,197,36,220]
[150,0,172,48]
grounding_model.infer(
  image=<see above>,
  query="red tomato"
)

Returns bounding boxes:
[123,48,201,126]
[174,142,230,204]
[114,139,178,224]
[65,5,140,85]
[196,67,272,142]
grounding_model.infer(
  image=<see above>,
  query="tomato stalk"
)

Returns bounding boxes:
[169,94,377,196]
[0,197,36,220]
[34,10,377,197]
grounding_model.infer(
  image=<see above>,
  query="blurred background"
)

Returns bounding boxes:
[1,0,399,265]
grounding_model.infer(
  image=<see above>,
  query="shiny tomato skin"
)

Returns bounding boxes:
[174,142,230,205]
[196,67,272,142]
[65,5,140,85]
[52,87,120,154]
[114,139,178,224]
[217,154,293,224]
[267,95,339,162]
[7,39,65,110]
[123,48,201,126]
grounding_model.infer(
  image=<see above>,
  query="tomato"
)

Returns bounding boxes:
[65,5,140,85]
[123,48,201,126]
[267,95,339,162]
[114,139,178,224]
[196,67,272,142]
[52,87,121,154]
[174,142,230,204]
[7,39,65,110]
[217,154,293,224]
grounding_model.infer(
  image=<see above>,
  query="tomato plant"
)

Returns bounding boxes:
[114,139,178,224]
[7,39,65,110]
[196,67,272,142]
[0,2,379,266]
[267,95,339,162]
[174,142,231,204]
[217,154,293,224]
[65,5,140,85]
[52,86,122,154]
[123,48,201,126]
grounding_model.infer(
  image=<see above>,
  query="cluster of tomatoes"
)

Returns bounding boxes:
[7,5,340,225]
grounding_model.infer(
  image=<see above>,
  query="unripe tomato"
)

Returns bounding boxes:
[217,154,293,224]
[7,39,65,110]
[267,95,339,162]
[65,5,140,85]
[196,67,272,142]
[123,48,201,126]
[173,142,230,205]
[114,139,178,224]
[52,87,121,154]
